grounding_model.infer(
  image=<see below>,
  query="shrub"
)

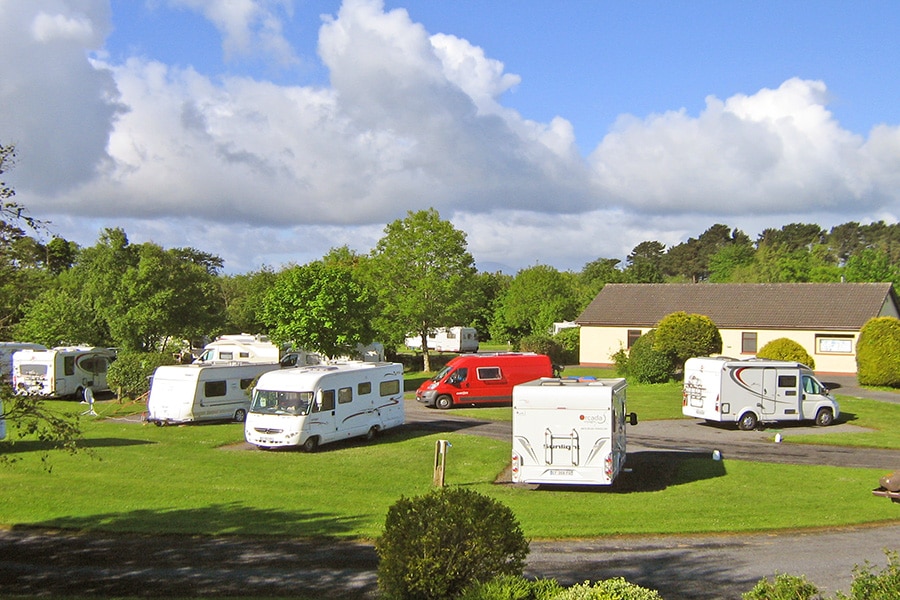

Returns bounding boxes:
[552,327,580,365]
[552,578,663,600]
[628,330,674,384]
[106,351,176,399]
[376,487,529,600]
[458,575,562,600]
[653,312,722,370]
[856,317,900,387]
[742,573,821,600]
[611,346,628,377]
[835,550,900,599]
[756,338,816,369]
[519,334,565,366]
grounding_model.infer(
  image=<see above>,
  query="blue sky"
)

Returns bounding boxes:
[2,1,900,274]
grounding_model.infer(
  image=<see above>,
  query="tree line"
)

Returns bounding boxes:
[4,143,900,369]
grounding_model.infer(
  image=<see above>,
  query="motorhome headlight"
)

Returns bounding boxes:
[427,382,438,390]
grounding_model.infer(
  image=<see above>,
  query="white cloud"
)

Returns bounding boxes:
[3,0,900,275]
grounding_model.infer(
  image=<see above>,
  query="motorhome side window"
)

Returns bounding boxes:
[338,386,353,404]
[778,375,797,388]
[315,389,335,412]
[477,366,502,381]
[239,378,255,390]
[64,356,75,376]
[219,352,234,360]
[239,352,250,359]
[205,380,227,397]
[358,382,372,395]
[380,379,400,397]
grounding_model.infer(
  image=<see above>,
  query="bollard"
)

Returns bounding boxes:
[433,439,451,487]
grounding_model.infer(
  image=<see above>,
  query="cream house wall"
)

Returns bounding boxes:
[581,325,859,374]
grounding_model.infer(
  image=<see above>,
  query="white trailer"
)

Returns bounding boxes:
[244,361,405,451]
[0,342,46,381]
[511,377,637,486]
[682,357,840,430]
[147,361,281,425]
[12,347,116,400]
[197,334,282,364]
[404,327,479,353]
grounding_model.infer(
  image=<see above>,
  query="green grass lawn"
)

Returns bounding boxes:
[2,387,899,541]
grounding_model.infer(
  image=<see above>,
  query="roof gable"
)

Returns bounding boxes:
[576,283,898,331]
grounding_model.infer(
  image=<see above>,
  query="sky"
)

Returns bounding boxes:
[2,1,900,275]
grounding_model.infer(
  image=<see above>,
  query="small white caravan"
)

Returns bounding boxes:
[0,342,46,381]
[12,347,116,400]
[404,327,479,353]
[511,377,637,486]
[244,361,405,451]
[197,334,281,364]
[147,361,281,425]
[682,357,840,430]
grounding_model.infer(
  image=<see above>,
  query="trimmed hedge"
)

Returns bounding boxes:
[856,317,900,387]
[756,337,816,369]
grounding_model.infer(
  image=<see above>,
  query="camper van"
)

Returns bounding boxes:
[405,327,479,353]
[511,377,636,486]
[147,361,281,425]
[682,357,840,430]
[12,346,116,400]
[278,342,384,367]
[416,352,555,409]
[197,334,281,364]
[0,342,46,381]
[244,361,404,451]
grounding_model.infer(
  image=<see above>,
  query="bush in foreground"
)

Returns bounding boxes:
[459,575,563,599]
[856,317,900,387]
[742,573,821,599]
[552,578,663,599]
[376,487,529,600]
[628,330,674,384]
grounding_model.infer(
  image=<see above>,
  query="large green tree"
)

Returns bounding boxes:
[365,209,477,372]
[491,264,580,345]
[261,261,376,359]
[219,267,278,334]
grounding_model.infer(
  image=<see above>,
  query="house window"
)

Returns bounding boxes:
[742,332,758,354]
[627,330,642,349]
[816,335,854,354]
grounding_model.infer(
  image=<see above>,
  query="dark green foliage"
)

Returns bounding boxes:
[376,487,529,600]
[552,327,580,365]
[653,312,722,369]
[519,334,564,367]
[756,337,816,369]
[459,575,563,600]
[836,550,900,599]
[611,346,628,377]
[742,573,821,600]
[628,330,674,384]
[106,351,177,399]
[552,578,663,599]
[856,317,900,387]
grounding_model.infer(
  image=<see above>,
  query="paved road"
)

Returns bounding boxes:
[2,379,900,598]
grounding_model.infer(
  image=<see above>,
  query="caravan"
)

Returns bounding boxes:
[197,334,281,364]
[12,347,116,400]
[682,357,840,430]
[147,361,281,425]
[0,342,46,381]
[511,377,637,486]
[245,361,404,451]
[405,327,479,353]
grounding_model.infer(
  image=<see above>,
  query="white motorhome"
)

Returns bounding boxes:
[511,377,637,486]
[682,357,840,430]
[0,342,46,381]
[245,361,405,451]
[404,327,479,353]
[147,362,281,425]
[12,347,116,400]
[197,334,281,364]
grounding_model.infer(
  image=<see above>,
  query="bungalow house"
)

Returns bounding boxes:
[576,282,900,374]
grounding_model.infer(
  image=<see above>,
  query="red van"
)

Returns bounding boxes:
[415,352,555,409]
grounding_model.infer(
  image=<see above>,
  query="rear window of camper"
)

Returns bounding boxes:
[380,380,400,396]
[20,364,47,376]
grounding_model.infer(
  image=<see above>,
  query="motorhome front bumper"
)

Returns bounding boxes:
[416,390,437,406]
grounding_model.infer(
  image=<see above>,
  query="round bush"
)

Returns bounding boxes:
[628,330,675,384]
[376,487,529,600]
[756,338,815,369]
[458,575,562,600]
[552,577,663,600]
[106,351,176,399]
[552,327,580,365]
[519,334,565,366]
[856,317,900,387]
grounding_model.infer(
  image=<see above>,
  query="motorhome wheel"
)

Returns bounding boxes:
[435,395,452,410]
[301,436,319,452]
[233,409,247,423]
[738,412,758,431]
[815,408,834,427]
[365,426,378,441]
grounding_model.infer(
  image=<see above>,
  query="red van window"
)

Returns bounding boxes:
[476,366,502,381]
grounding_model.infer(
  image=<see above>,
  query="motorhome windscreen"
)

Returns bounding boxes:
[432,365,453,382]
[251,390,314,415]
